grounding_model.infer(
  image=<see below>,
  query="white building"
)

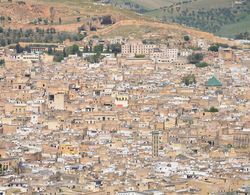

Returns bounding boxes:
[121,41,155,56]
[16,53,40,63]
[150,48,179,62]
[122,41,178,62]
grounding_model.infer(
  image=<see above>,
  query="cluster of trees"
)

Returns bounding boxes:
[52,43,121,63]
[80,43,121,55]
[0,27,85,47]
[15,43,32,53]
[188,53,204,64]
[85,53,104,64]
[53,52,64,63]
[208,45,220,52]
[105,0,147,13]
[182,74,196,86]
[31,18,50,25]
[123,1,147,13]
[235,32,250,40]
[84,43,121,63]
[163,1,250,33]
[188,53,211,68]
[31,16,81,25]
[52,44,81,62]
[0,16,11,23]
[208,43,229,52]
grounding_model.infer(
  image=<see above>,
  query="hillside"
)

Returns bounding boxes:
[87,19,234,45]
[103,0,250,38]
[0,0,140,32]
[0,0,237,46]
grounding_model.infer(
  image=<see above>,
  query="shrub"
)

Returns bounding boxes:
[205,107,219,112]
[195,62,209,68]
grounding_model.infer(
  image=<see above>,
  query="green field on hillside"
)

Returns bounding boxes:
[102,24,160,38]
[217,14,250,38]
[105,0,250,38]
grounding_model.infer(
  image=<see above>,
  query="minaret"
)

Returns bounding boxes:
[154,57,158,71]
[163,121,169,144]
[152,131,160,157]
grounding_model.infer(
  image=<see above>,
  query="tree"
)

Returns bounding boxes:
[208,45,219,52]
[184,35,190,42]
[0,163,2,175]
[0,39,6,47]
[83,46,89,52]
[15,43,24,53]
[53,52,64,62]
[110,43,121,56]
[182,74,196,86]
[93,44,104,53]
[44,19,49,25]
[188,53,204,64]
[0,59,5,67]
[208,43,228,52]
[0,27,3,33]
[24,46,31,53]
[65,44,80,56]
[59,17,62,25]
[50,7,56,23]
[48,46,53,55]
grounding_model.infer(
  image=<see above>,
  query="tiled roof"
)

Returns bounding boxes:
[205,76,222,87]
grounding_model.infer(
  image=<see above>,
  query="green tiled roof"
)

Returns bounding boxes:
[205,76,222,87]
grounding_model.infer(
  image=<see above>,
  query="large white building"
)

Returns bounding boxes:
[121,41,179,62]
[121,41,155,56]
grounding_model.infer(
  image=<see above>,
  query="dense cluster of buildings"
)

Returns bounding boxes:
[0,36,249,194]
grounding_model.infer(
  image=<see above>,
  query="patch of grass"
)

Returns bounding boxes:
[102,25,159,38]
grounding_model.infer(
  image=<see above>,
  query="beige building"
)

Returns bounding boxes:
[121,41,155,56]
[48,92,66,110]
